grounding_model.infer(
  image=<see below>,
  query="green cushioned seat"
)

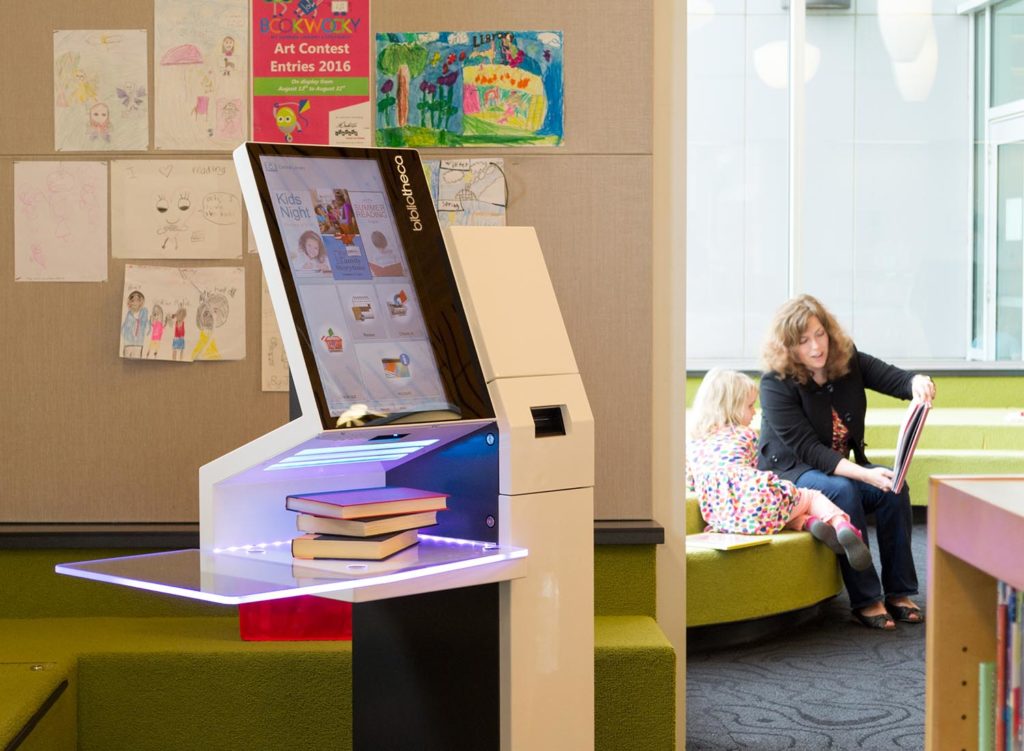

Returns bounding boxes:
[595,616,675,751]
[0,661,75,751]
[685,497,842,627]
[0,617,352,751]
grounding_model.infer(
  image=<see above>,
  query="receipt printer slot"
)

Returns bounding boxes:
[531,406,566,438]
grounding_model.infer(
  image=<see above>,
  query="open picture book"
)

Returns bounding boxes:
[891,399,932,494]
[685,532,774,551]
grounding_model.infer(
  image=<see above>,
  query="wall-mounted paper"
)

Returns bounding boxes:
[155,0,248,150]
[14,161,108,282]
[261,275,289,391]
[111,160,243,259]
[376,31,564,147]
[251,0,371,146]
[54,30,149,152]
[423,158,507,228]
[120,264,246,361]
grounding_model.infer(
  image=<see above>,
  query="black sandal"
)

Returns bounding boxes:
[853,609,896,630]
[886,601,925,624]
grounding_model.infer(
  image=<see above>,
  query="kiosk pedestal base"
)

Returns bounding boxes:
[353,583,499,751]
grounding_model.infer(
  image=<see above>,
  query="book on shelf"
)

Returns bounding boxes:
[685,532,773,551]
[296,509,438,537]
[891,399,931,494]
[285,486,448,520]
[291,528,421,561]
[998,582,1009,751]
[980,660,996,751]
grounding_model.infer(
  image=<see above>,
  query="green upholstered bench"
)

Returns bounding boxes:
[0,660,74,751]
[686,496,842,630]
[3,544,675,751]
[594,533,676,750]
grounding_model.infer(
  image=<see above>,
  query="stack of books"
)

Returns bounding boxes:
[285,486,448,561]
[979,581,1024,751]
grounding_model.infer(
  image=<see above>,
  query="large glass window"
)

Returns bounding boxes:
[991,0,1024,107]
[687,0,971,368]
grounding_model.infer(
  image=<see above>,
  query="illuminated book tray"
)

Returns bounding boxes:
[56,535,527,605]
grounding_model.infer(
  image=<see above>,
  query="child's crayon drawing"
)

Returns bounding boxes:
[54,30,149,152]
[111,160,243,260]
[376,31,563,148]
[154,0,248,150]
[120,264,246,362]
[14,161,108,282]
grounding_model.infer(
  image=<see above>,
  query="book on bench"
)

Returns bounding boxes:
[891,399,931,494]
[685,532,773,551]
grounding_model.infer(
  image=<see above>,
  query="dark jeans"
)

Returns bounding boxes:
[794,467,918,611]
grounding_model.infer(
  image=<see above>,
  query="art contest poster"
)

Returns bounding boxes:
[251,0,370,146]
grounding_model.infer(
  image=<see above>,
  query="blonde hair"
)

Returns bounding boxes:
[761,294,854,384]
[688,368,757,440]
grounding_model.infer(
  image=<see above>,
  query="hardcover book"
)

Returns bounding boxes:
[291,528,421,561]
[891,400,931,494]
[296,510,438,537]
[285,486,448,520]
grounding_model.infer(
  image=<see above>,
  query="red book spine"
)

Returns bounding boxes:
[998,582,1008,751]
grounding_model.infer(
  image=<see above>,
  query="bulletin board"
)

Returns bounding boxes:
[0,0,653,525]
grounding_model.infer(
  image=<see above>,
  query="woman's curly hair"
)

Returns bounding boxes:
[761,294,854,384]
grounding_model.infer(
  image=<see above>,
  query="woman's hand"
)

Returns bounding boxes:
[860,465,894,492]
[912,374,936,404]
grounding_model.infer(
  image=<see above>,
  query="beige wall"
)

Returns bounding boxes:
[0,1,653,524]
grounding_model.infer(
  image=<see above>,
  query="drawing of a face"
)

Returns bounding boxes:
[275,105,299,140]
[127,290,145,312]
[89,103,109,127]
[222,36,235,56]
[156,191,193,229]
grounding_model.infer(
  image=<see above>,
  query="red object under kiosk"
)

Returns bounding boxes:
[239,595,353,641]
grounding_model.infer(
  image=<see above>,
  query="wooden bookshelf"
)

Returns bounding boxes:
[926,475,1024,751]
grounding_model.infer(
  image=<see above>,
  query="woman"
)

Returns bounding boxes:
[757,294,936,630]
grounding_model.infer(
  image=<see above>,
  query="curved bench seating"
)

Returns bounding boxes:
[686,496,842,629]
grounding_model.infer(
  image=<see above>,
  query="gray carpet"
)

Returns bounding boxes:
[686,522,928,750]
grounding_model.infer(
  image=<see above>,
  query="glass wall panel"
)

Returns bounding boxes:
[991,0,1024,107]
[996,142,1024,359]
[973,12,987,352]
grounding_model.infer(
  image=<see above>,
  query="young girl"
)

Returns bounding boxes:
[170,307,187,361]
[144,304,166,358]
[687,368,872,571]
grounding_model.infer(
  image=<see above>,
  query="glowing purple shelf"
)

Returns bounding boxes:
[55,535,527,605]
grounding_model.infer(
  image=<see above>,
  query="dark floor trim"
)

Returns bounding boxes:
[594,520,665,545]
[687,599,832,653]
[5,678,68,751]
[0,524,199,549]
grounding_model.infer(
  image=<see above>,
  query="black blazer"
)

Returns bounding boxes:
[756,349,915,483]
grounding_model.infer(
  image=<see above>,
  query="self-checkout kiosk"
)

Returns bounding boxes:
[58,143,594,751]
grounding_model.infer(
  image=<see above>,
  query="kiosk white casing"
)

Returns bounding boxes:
[59,144,593,751]
[447,225,595,751]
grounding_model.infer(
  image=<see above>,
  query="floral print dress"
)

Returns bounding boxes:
[686,425,800,535]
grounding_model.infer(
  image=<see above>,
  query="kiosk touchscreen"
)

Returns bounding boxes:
[245,144,492,430]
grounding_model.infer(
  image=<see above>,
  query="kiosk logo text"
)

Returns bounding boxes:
[393,155,423,232]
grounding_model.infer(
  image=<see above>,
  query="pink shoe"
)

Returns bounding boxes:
[804,516,843,555]
[835,521,873,571]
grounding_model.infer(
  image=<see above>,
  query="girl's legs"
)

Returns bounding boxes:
[785,488,873,570]
[795,470,884,611]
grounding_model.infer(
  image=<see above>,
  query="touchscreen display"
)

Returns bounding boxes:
[259,154,451,421]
